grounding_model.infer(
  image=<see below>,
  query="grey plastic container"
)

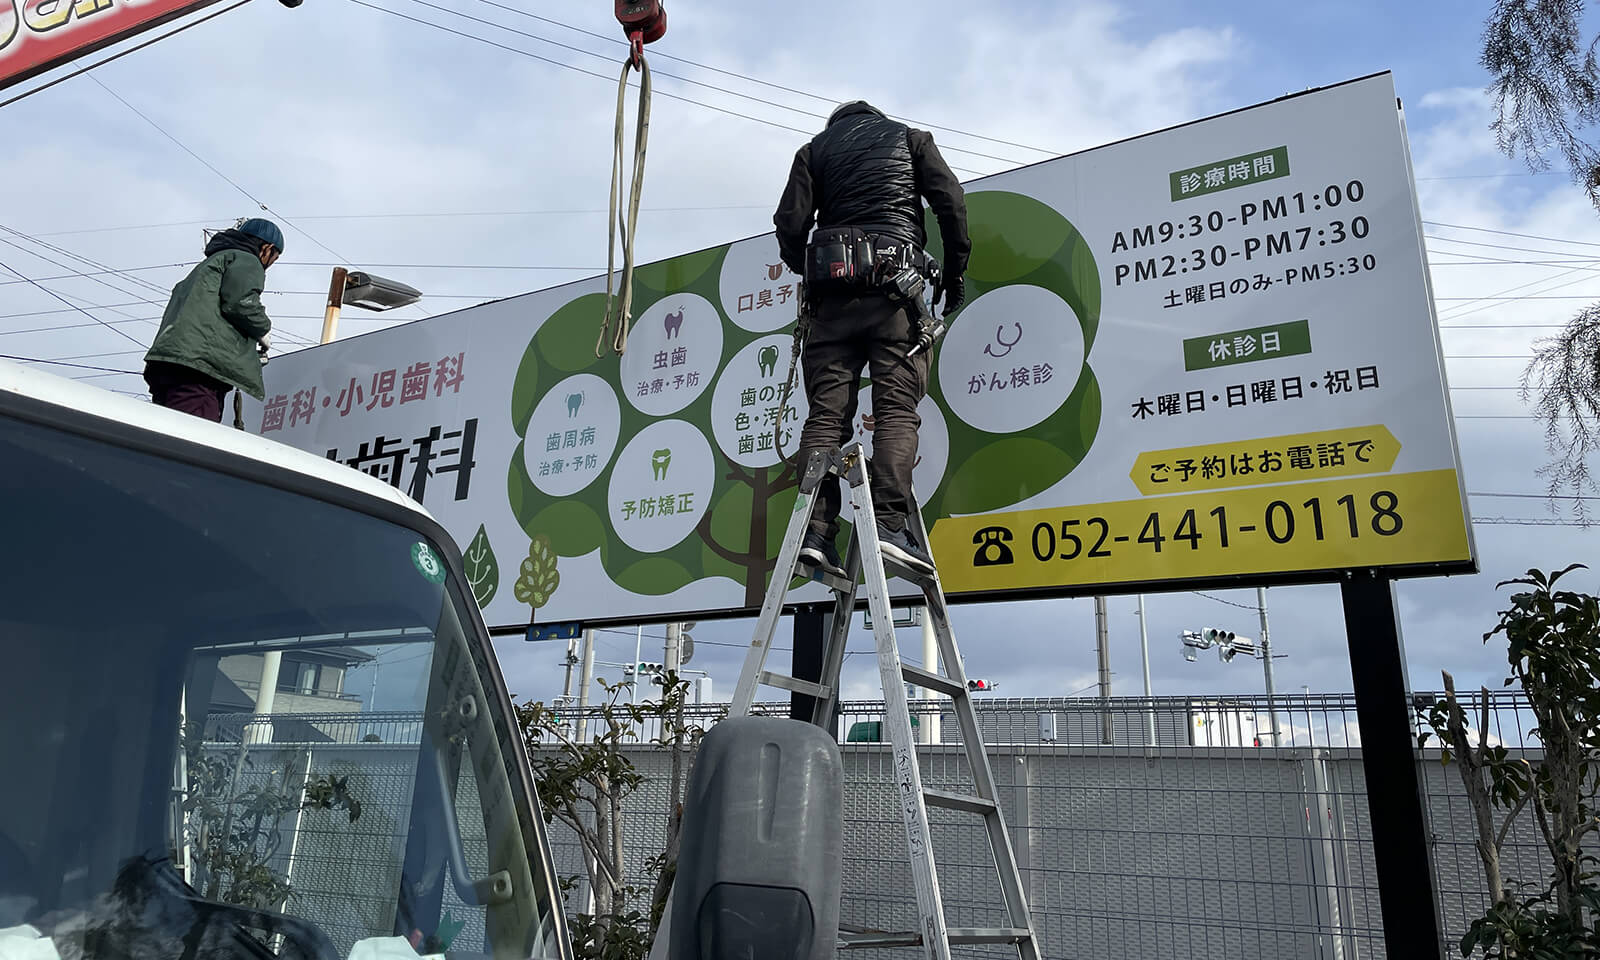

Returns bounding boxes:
[670,715,843,960]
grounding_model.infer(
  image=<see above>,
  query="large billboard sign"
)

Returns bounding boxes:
[1,0,232,91]
[246,72,1476,631]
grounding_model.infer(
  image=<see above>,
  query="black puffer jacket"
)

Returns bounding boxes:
[774,101,970,280]
[809,103,922,244]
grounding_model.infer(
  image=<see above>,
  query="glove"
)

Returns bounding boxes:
[257,332,272,366]
[934,272,965,316]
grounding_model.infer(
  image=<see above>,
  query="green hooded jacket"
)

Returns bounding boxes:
[145,244,272,401]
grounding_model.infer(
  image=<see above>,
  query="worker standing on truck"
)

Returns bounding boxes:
[143,218,281,422]
[773,100,970,576]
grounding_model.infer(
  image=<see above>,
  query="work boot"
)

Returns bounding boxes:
[799,530,847,578]
[877,523,934,576]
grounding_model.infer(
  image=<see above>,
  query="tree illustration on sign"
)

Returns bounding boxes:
[694,457,797,609]
[514,534,560,620]
[507,249,806,613]
[464,524,499,609]
[504,191,1100,620]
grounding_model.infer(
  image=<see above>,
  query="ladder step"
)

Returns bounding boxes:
[837,929,922,949]
[901,664,963,698]
[922,787,997,815]
[757,671,831,700]
[839,928,1033,949]
[882,555,935,586]
[796,562,855,594]
[949,928,1033,946]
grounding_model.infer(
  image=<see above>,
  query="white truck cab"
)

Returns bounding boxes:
[0,360,572,960]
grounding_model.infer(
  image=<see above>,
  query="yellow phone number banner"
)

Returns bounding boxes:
[929,469,1470,593]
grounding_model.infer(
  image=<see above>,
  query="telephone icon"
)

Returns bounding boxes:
[972,526,1015,567]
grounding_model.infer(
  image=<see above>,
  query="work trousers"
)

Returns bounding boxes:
[796,289,931,538]
[145,361,230,423]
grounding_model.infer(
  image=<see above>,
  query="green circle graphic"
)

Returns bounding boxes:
[922,190,1103,518]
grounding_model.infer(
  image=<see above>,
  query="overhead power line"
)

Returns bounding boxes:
[344,0,993,177]
[0,259,146,348]
[87,77,351,264]
[1426,220,1600,250]
[0,353,139,374]
[0,263,188,286]
[1425,231,1600,260]
[1441,266,1600,322]
[31,205,773,237]
[0,303,150,322]
[1429,258,1600,267]
[2,261,603,285]
[435,0,1030,165]
[0,225,167,299]
[1470,490,1600,501]
[1415,171,1562,181]
[485,2,1063,157]
[1474,516,1594,527]
[1191,591,1258,611]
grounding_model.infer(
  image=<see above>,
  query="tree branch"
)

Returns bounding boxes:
[553,808,605,863]
[1495,789,1535,852]
[696,507,752,568]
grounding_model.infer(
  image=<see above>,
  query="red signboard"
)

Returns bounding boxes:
[1,0,238,91]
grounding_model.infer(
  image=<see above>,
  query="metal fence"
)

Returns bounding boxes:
[192,692,1558,959]
[192,712,488,957]
[544,690,1552,960]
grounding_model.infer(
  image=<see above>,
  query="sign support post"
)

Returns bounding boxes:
[1341,569,1446,959]
[790,607,826,730]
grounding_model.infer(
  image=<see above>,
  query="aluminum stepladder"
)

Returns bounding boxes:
[728,440,1041,960]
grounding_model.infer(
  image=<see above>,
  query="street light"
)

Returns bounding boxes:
[321,267,423,344]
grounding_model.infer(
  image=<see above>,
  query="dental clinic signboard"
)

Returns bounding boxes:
[246,72,1476,631]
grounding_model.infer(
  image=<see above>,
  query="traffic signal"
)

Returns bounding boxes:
[626,661,664,676]
[967,679,996,693]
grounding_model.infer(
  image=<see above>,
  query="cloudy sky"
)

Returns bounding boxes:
[5,0,1598,713]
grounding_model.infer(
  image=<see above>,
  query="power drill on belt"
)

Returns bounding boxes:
[903,256,945,359]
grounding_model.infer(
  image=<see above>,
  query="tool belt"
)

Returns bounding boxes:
[803,226,933,303]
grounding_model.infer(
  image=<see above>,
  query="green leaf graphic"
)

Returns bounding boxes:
[514,534,561,613]
[464,523,500,609]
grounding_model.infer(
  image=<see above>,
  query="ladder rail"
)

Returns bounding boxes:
[911,503,1042,957]
[847,472,953,960]
[728,481,820,718]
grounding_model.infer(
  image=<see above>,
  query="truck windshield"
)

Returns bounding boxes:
[0,412,564,960]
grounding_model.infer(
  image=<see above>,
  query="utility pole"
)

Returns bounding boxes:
[665,621,682,677]
[561,633,577,703]
[632,625,644,709]
[1136,595,1154,746]
[1094,596,1112,744]
[1258,587,1281,745]
[576,628,596,741]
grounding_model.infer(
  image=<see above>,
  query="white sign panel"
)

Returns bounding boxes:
[246,72,1474,630]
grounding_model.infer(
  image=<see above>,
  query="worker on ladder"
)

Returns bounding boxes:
[773,101,970,578]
